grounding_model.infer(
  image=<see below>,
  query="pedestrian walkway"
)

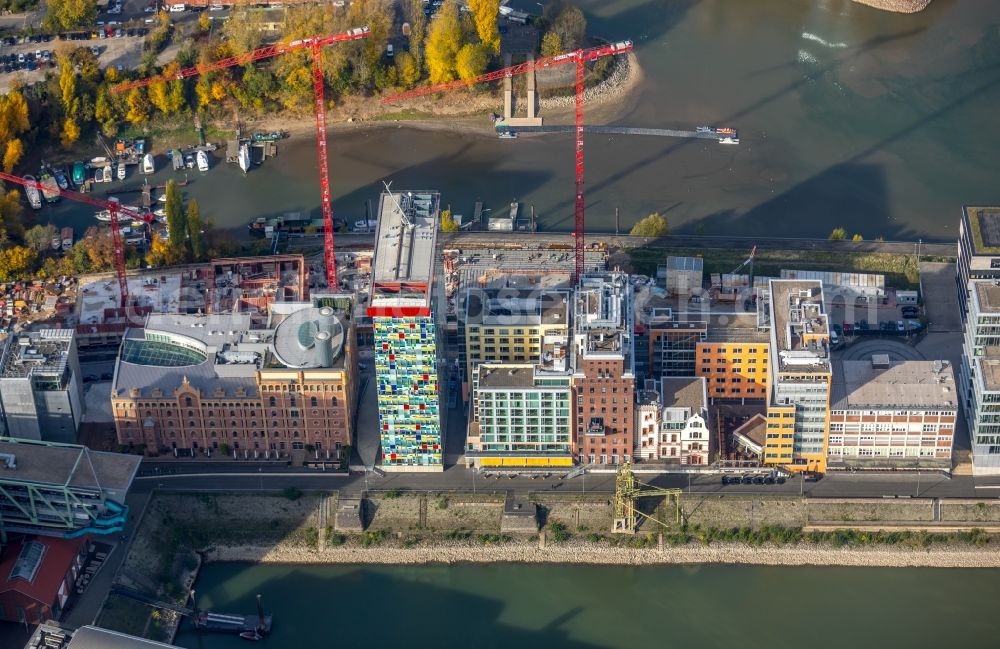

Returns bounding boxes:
[61,492,151,629]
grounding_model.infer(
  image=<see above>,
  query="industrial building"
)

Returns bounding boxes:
[960,280,1000,475]
[111,295,356,459]
[572,273,635,465]
[368,190,444,471]
[465,359,574,468]
[657,256,704,297]
[762,280,832,472]
[779,269,886,300]
[646,310,706,378]
[0,438,139,542]
[462,288,569,396]
[829,357,957,469]
[0,330,84,443]
[957,206,1000,317]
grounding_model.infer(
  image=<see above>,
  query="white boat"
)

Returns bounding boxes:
[117,162,126,180]
[51,234,61,250]
[90,156,109,165]
[718,136,740,145]
[102,164,112,183]
[696,126,714,133]
[154,208,166,218]
[94,168,104,183]
[238,143,251,174]
[24,174,42,209]
[142,154,155,174]
[184,153,195,169]
[158,194,167,203]
[196,150,209,172]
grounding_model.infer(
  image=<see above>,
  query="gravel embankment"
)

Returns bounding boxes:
[539,52,634,111]
[852,0,932,12]
[207,540,1000,568]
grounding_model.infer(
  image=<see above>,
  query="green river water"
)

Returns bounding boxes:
[174,562,1000,648]
[40,0,1000,241]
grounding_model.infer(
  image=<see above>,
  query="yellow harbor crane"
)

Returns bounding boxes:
[612,463,683,534]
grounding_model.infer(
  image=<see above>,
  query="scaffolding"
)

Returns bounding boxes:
[612,462,682,534]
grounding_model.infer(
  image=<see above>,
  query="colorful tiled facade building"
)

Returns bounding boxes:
[369,190,444,471]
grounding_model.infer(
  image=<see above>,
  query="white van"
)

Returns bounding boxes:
[386,43,394,57]
[168,4,186,12]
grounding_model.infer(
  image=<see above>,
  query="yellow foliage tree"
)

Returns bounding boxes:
[195,76,212,108]
[455,43,488,81]
[541,31,562,57]
[467,0,500,54]
[59,58,79,117]
[198,12,210,32]
[425,1,462,84]
[630,212,668,237]
[145,232,174,267]
[440,209,459,232]
[0,89,29,144]
[394,51,420,88]
[61,118,81,149]
[126,88,150,124]
[0,245,37,282]
[2,138,23,173]
[211,80,227,102]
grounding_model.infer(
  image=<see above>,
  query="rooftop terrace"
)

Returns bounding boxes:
[464,289,569,328]
[768,279,830,373]
[974,281,1000,313]
[371,191,439,308]
[0,329,73,380]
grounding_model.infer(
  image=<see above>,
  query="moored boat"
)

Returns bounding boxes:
[51,233,61,250]
[196,150,209,172]
[61,227,73,252]
[102,164,112,183]
[117,162,126,180]
[54,168,69,190]
[238,143,251,173]
[142,154,155,174]
[40,172,60,203]
[94,168,104,183]
[23,175,42,209]
[72,161,86,186]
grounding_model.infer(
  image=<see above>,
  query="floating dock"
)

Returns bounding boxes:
[192,610,273,634]
[499,125,739,143]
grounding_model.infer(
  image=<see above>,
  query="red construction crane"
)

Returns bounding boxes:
[0,171,155,307]
[382,40,633,280]
[111,26,371,288]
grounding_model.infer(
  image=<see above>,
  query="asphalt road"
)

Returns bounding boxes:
[132,462,1000,500]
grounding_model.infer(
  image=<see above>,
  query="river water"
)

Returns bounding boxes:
[175,562,1000,648]
[37,0,1000,242]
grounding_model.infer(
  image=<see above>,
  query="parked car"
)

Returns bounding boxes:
[896,320,905,332]
[857,319,870,331]
[842,321,854,335]
[829,328,840,345]
[901,306,919,317]
[802,471,822,482]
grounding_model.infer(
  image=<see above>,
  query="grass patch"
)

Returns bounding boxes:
[282,486,303,501]
[548,522,571,543]
[384,488,402,499]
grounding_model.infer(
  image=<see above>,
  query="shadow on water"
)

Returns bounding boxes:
[175,567,604,649]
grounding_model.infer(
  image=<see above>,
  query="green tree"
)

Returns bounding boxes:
[468,0,500,54]
[44,0,97,31]
[630,212,668,237]
[540,31,563,57]
[164,179,186,258]
[455,43,488,81]
[425,1,462,84]
[828,227,847,241]
[440,209,458,232]
[186,199,206,261]
[24,224,59,252]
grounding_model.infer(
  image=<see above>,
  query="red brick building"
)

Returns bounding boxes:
[0,536,85,625]
[572,273,635,465]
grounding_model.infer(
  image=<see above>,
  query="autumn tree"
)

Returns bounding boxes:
[145,232,171,267]
[548,1,586,51]
[165,179,186,259]
[0,245,37,281]
[2,138,24,173]
[61,118,81,149]
[0,187,22,242]
[78,227,115,272]
[186,199,206,261]
[425,1,462,84]
[198,11,211,32]
[541,31,562,57]
[455,43,488,81]
[125,88,151,124]
[828,227,847,241]
[24,225,59,252]
[394,51,420,88]
[44,0,97,31]
[59,58,79,117]
[630,212,668,237]
[468,0,500,54]
[440,209,458,232]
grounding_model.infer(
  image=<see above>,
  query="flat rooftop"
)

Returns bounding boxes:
[965,206,1000,254]
[0,438,140,492]
[477,364,538,389]
[768,279,830,373]
[704,313,769,343]
[979,356,1000,391]
[465,289,569,327]
[0,329,72,379]
[832,359,957,410]
[575,273,632,363]
[974,281,1000,313]
[371,191,439,306]
[78,270,188,326]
